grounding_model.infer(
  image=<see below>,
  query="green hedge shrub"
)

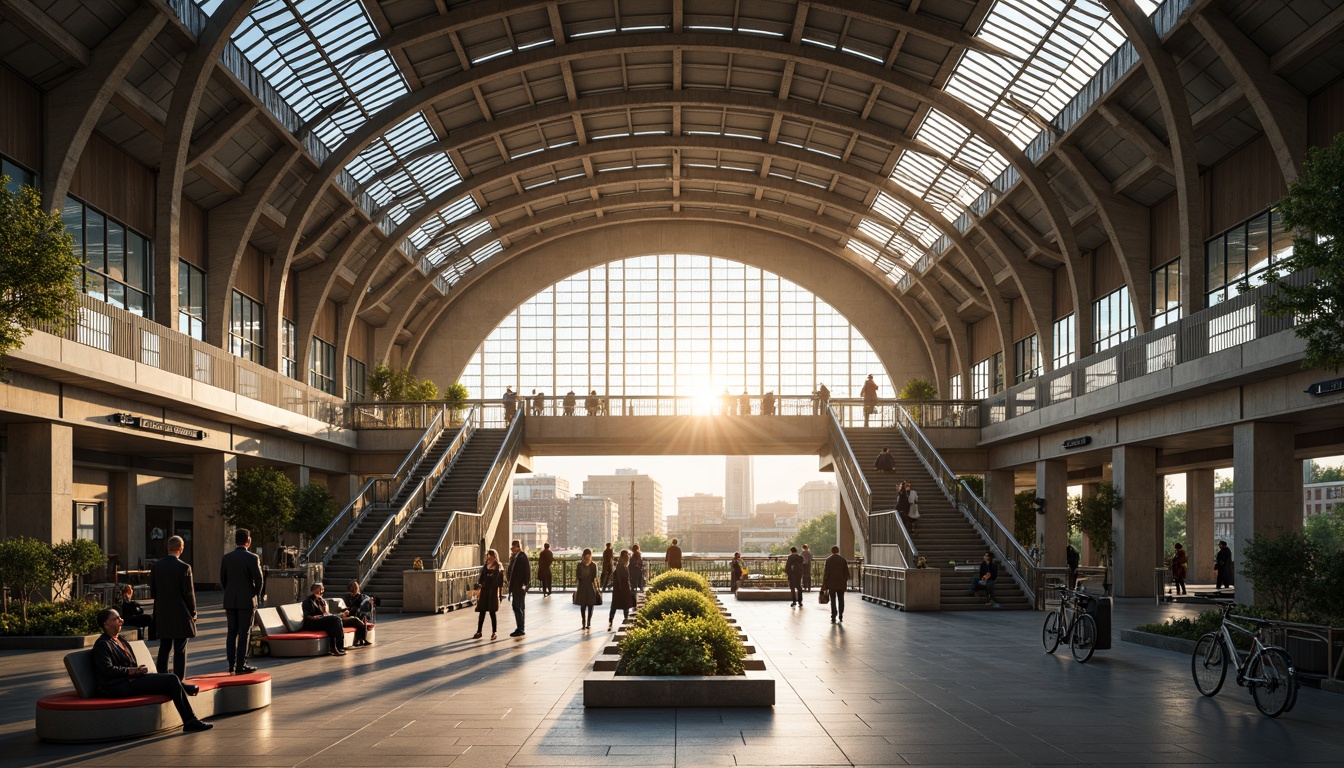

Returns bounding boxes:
[1135,605,1283,650]
[635,587,717,626]
[619,613,745,676]
[0,599,100,636]
[646,569,712,597]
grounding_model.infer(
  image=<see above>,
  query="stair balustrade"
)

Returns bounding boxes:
[427,412,525,572]
[825,407,871,547]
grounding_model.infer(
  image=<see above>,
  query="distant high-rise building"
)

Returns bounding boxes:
[582,469,663,540]
[568,495,620,550]
[513,474,571,547]
[677,493,724,532]
[725,457,754,520]
[755,500,799,528]
[798,480,837,522]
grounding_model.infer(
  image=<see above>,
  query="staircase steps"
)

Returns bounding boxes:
[362,430,508,611]
[844,428,1030,610]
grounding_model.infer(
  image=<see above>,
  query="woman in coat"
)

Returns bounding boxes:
[574,548,600,630]
[608,549,636,631]
[474,549,504,639]
[1170,542,1188,596]
[629,543,645,592]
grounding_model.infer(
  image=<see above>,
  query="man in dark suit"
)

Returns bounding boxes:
[665,538,683,569]
[92,607,211,732]
[822,545,850,623]
[151,535,196,679]
[220,528,264,675]
[538,543,554,596]
[506,540,530,637]
[600,543,615,591]
[785,546,805,607]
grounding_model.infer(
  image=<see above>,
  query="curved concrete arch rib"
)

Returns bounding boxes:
[274,33,1079,354]
[356,0,1017,63]
[402,218,942,392]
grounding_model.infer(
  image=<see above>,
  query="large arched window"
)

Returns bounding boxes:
[459,254,891,401]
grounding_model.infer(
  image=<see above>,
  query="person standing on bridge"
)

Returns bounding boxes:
[585,390,600,416]
[502,387,517,423]
[738,390,750,415]
[814,383,831,415]
[762,391,776,415]
[860,374,879,427]
[563,390,577,416]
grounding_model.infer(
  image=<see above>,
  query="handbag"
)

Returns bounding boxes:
[596,590,603,605]
[909,503,920,520]
[818,588,829,604]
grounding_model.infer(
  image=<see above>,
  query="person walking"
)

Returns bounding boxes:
[473,549,504,640]
[538,543,554,596]
[502,386,518,423]
[1215,540,1234,589]
[629,543,645,592]
[219,528,263,675]
[822,546,850,623]
[1171,542,1189,596]
[151,535,196,679]
[906,484,920,533]
[785,546,804,607]
[762,391,776,415]
[506,539,530,637]
[1066,543,1080,590]
[574,548,599,630]
[895,481,912,528]
[665,538,683,569]
[801,544,813,592]
[817,383,831,415]
[600,542,615,591]
[860,374,878,427]
[302,583,346,655]
[563,390,577,416]
[608,549,635,631]
[730,552,745,594]
[92,608,212,732]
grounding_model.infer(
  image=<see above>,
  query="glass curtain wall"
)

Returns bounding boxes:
[460,255,891,400]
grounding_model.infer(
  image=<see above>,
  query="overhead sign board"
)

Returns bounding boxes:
[1305,377,1344,397]
[109,413,208,440]
[1062,436,1092,450]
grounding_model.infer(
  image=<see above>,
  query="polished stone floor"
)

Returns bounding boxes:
[2,589,1343,767]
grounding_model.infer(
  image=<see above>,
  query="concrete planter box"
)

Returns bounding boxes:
[1119,629,1197,654]
[584,668,775,707]
[0,634,99,650]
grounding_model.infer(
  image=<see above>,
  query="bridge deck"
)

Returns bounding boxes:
[3,594,1343,766]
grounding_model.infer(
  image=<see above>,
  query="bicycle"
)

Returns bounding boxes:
[1191,602,1299,717]
[1041,582,1098,663]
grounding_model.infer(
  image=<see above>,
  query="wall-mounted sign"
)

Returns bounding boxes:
[1306,377,1344,397]
[1062,436,1092,450]
[109,413,208,440]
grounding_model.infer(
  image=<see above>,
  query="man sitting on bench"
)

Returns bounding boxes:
[92,608,212,732]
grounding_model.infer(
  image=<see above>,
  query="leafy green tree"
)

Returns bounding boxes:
[444,382,469,410]
[1013,490,1036,549]
[1163,501,1187,561]
[898,377,938,401]
[1307,548,1344,623]
[1304,506,1344,552]
[789,511,836,553]
[1070,482,1120,568]
[223,468,297,547]
[1215,475,1235,494]
[291,483,339,541]
[49,539,105,602]
[0,537,53,628]
[0,177,81,374]
[1263,132,1344,371]
[1306,461,1344,484]
[1240,529,1318,619]
[959,474,985,499]
[367,363,441,402]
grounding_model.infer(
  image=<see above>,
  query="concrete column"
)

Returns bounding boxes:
[1232,422,1301,604]
[1113,445,1159,597]
[838,495,856,559]
[193,453,237,588]
[1186,469,1214,584]
[328,473,359,512]
[283,465,311,488]
[489,496,513,558]
[4,423,74,544]
[109,471,142,576]
[1035,459,1067,566]
[987,470,1016,532]
[1081,481,1100,566]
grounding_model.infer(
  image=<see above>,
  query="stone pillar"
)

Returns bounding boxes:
[987,469,1016,532]
[837,495,856,559]
[1035,459,1067,566]
[1080,481,1100,566]
[1113,445,1158,597]
[5,423,74,544]
[489,495,513,558]
[328,473,359,512]
[109,471,142,577]
[193,453,237,588]
[1186,469,1214,584]
[1232,422,1301,605]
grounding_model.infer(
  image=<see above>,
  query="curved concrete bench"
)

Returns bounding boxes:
[256,605,374,657]
[36,640,270,742]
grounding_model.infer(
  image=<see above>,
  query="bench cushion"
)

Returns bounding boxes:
[277,603,306,632]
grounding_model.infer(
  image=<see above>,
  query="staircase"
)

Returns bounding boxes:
[323,429,460,588]
[360,429,508,611]
[843,428,1030,610]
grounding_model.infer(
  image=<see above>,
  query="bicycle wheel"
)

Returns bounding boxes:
[1069,613,1097,663]
[1191,634,1227,697]
[1249,648,1296,718]
[1042,610,1062,653]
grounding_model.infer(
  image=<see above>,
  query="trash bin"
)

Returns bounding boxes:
[1079,593,1113,650]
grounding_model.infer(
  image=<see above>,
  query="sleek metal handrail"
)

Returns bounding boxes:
[373,404,448,504]
[869,509,918,568]
[354,407,482,588]
[307,476,378,567]
[894,404,1037,607]
[825,406,871,546]
[473,413,526,544]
